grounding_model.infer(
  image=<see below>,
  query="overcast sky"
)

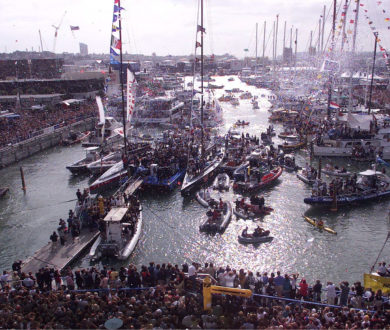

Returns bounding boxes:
[2,0,390,58]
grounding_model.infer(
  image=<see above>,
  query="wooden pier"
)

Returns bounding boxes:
[21,229,99,274]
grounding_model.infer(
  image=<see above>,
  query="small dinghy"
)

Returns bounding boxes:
[321,165,351,177]
[238,227,273,244]
[199,201,232,233]
[196,189,215,208]
[212,173,230,191]
[233,206,273,219]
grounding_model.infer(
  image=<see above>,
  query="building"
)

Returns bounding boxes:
[79,43,88,56]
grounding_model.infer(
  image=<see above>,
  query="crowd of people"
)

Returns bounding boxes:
[0,101,97,148]
[1,261,390,328]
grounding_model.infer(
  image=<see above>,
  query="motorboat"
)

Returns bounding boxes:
[89,203,142,260]
[296,169,317,185]
[233,167,283,193]
[304,169,390,207]
[238,228,273,244]
[199,201,232,233]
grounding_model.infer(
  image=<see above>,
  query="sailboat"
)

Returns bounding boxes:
[180,0,225,196]
[89,0,143,261]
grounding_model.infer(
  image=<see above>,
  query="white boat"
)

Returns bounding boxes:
[89,160,127,194]
[87,150,122,175]
[89,205,142,260]
[321,166,351,177]
[181,149,225,196]
[212,173,230,191]
[66,146,100,174]
[196,188,214,208]
[296,170,317,185]
[199,201,232,233]
[238,233,273,244]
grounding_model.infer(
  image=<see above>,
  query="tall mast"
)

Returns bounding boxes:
[283,21,286,50]
[348,0,360,110]
[352,0,360,53]
[118,0,127,152]
[321,5,326,52]
[309,30,313,53]
[341,0,348,52]
[262,21,266,60]
[272,21,275,72]
[294,28,298,70]
[275,15,279,63]
[368,32,378,115]
[318,19,321,53]
[327,0,337,117]
[200,0,204,157]
[255,23,258,69]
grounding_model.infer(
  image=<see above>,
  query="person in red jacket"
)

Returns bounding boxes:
[299,278,308,300]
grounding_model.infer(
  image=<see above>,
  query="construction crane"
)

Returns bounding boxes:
[52,11,67,53]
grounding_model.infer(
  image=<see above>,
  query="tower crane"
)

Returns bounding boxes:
[52,11,67,53]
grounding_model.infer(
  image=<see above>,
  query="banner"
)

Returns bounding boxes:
[126,68,136,123]
[96,96,105,125]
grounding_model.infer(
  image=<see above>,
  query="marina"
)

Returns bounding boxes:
[1,75,390,284]
[2,0,390,327]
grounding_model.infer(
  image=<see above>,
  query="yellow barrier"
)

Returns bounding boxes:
[364,273,390,294]
[203,276,252,310]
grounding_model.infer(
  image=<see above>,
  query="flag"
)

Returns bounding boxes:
[195,41,201,48]
[70,25,80,31]
[110,55,120,65]
[350,19,354,23]
[329,101,340,110]
[110,47,119,56]
[126,68,136,123]
[112,24,119,32]
[114,5,125,12]
[386,18,390,22]
[113,14,118,22]
[111,35,121,49]
[244,48,249,52]
[197,25,206,33]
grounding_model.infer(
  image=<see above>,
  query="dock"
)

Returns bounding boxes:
[21,229,99,274]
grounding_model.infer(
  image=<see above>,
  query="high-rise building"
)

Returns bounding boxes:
[79,43,88,56]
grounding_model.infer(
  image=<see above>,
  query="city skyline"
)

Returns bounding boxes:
[2,0,390,58]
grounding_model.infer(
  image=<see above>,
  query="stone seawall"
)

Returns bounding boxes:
[0,117,96,168]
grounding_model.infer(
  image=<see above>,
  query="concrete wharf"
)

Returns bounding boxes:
[21,229,99,274]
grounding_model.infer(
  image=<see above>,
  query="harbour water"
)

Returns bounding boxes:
[1,76,389,284]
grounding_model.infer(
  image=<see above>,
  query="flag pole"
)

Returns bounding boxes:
[118,0,128,154]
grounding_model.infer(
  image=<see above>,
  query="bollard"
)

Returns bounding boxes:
[20,166,26,192]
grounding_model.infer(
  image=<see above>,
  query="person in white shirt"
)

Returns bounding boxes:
[0,271,9,289]
[326,281,336,305]
[188,262,197,290]
[224,271,236,288]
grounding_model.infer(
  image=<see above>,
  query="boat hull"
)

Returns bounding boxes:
[304,190,390,206]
